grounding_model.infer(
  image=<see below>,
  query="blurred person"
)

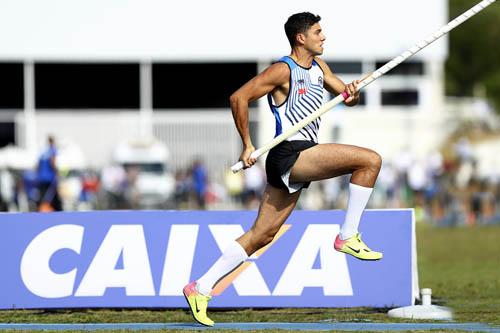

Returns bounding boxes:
[454,137,474,163]
[426,151,444,178]
[423,151,444,212]
[393,148,414,207]
[36,136,62,211]
[21,169,39,211]
[224,166,244,205]
[242,162,266,209]
[12,170,29,212]
[455,159,475,189]
[322,177,342,209]
[101,163,127,209]
[0,168,13,211]
[174,170,191,208]
[408,160,428,219]
[300,181,325,210]
[377,162,397,208]
[204,181,227,207]
[481,181,499,225]
[191,159,207,209]
[124,165,140,209]
[79,170,100,210]
[183,12,382,326]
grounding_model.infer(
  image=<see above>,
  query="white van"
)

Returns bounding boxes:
[112,140,175,209]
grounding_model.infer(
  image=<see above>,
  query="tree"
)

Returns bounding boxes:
[446,0,500,112]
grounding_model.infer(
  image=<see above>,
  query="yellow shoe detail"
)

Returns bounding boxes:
[334,233,383,261]
[183,281,214,327]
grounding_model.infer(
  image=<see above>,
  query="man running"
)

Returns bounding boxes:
[183,12,382,326]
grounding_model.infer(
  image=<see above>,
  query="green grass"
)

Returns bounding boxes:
[0,223,499,332]
[417,223,500,325]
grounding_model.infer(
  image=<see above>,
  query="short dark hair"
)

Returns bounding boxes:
[284,12,321,48]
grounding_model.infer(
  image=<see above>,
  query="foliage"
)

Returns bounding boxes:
[446,0,500,112]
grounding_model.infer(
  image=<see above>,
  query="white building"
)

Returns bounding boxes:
[0,0,449,176]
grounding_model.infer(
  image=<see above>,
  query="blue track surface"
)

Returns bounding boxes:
[0,322,499,331]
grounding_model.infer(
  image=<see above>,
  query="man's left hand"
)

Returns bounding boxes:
[344,80,360,104]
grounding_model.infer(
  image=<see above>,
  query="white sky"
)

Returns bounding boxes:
[0,0,447,61]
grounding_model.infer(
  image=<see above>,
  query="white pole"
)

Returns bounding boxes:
[139,61,153,141]
[24,61,37,155]
[231,0,497,173]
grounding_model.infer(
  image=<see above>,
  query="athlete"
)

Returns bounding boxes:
[183,12,383,326]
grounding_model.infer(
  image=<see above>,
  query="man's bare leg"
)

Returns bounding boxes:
[184,184,300,326]
[290,143,383,260]
[196,185,300,295]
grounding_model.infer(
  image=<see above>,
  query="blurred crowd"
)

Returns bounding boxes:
[299,141,500,227]
[1,136,499,227]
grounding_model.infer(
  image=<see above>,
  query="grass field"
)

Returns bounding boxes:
[0,223,499,332]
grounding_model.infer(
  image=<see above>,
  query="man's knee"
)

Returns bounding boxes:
[368,150,382,170]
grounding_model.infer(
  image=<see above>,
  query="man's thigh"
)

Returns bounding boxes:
[289,143,378,183]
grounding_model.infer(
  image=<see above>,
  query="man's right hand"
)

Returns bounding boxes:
[239,145,257,169]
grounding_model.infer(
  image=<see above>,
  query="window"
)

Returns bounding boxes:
[327,61,362,74]
[356,91,366,106]
[0,63,23,109]
[35,63,140,109]
[381,90,419,106]
[153,63,257,109]
[0,122,15,148]
[375,61,424,76]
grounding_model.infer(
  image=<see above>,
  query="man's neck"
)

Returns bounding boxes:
[290,49,314,68]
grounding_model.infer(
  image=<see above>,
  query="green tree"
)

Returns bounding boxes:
[446,0,500,112]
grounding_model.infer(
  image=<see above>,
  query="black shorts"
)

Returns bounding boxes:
[265,140,317,191]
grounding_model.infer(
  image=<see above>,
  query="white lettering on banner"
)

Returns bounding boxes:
[20,223,354,299]
[75,225,155,296]
[20,224,84,298]
[273,224,353,296]
[209,225,271,296]
[159,225,199,296]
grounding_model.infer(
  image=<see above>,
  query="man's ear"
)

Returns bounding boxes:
[296,33,306,46]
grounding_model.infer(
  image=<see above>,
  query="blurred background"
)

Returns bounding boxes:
[0,0,499,227]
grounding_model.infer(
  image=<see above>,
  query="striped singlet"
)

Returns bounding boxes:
[267,56,324,143]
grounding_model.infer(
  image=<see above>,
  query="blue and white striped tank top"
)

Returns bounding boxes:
[267,56,324,143]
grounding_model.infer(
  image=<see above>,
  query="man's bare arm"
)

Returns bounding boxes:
[230,62,289,167]
[314,57,360,107]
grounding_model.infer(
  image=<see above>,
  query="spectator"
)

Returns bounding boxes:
[191,159,207,209]
[224,167,244,204]
[0,169,12,211]
[174,170,191,208]
[101,164,127,209]
[36,136,62,212]
[242,163,266,209]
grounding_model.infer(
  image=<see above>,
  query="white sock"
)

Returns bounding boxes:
[339,182,373,240]
[196,240,248,295]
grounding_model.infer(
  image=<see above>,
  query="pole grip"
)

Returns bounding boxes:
[231,161,245,173]
[231,150,262,173]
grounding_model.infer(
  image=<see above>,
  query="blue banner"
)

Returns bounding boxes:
[0,210,416,309]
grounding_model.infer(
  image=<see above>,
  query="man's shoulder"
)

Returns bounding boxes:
[262,61,291,81]
[270,60,291,70]
[313,56,327,68]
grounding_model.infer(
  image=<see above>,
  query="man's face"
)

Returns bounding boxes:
[302,23,326,55]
